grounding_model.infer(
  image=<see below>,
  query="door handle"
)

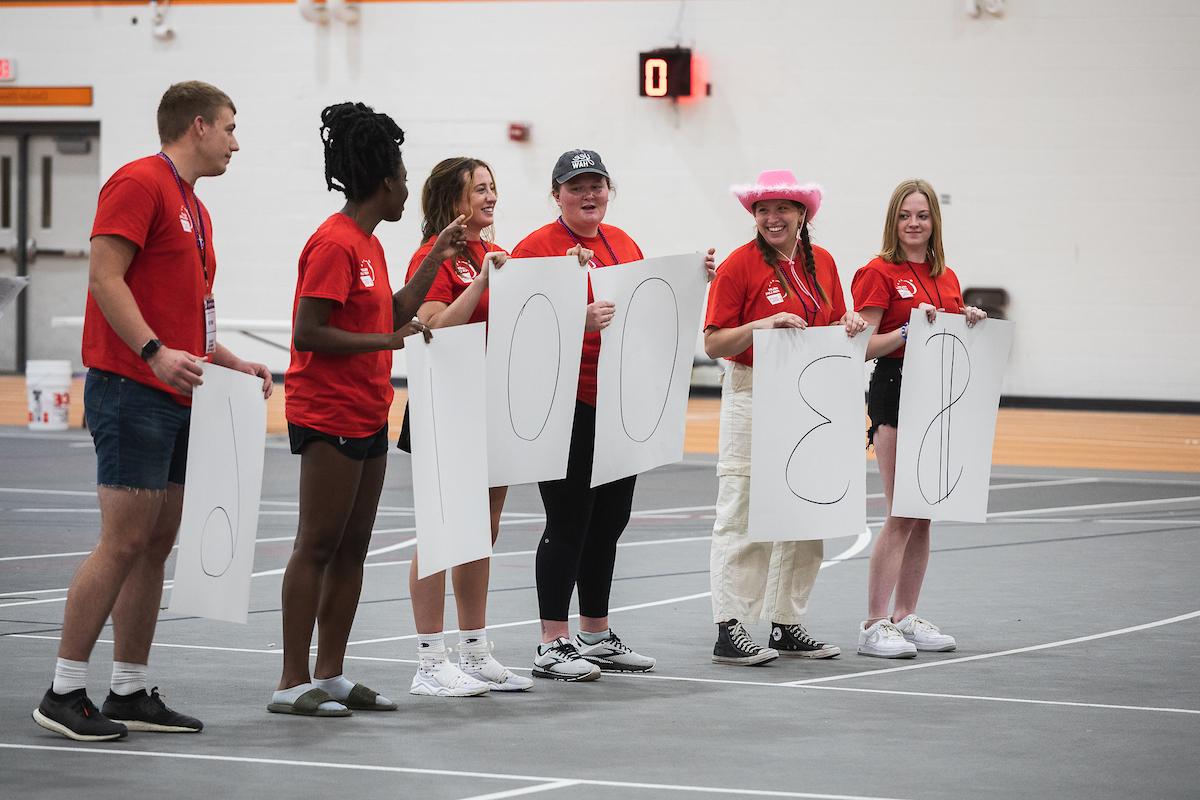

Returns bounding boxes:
[26,238,88,264]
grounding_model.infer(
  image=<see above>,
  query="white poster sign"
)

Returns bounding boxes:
[168,364,267,624]
[748,325,873,541]
[891,311,1015,522]
[485,255,587,487]
[590,253,708,487]
[406,322,493,578]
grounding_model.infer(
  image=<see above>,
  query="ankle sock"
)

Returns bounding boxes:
[110,661,148,697]
[577,628,610,645]
[272,682,345,712]
[52,658,88,695]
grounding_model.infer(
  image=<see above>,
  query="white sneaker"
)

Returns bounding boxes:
[459,643,533,692]
[572,629,655,673]
[532,637,601,682]
[409,658,490,697]
[857,619,918,658]
[893,614,957,652]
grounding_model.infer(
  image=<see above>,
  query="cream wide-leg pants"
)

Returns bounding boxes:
[709,361,823,625]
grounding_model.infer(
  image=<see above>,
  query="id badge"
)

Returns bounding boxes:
[204,294,216,354]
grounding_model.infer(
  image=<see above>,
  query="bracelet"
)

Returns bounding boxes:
[899,322,909,342]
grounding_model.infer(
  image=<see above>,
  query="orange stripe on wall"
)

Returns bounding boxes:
[0,0,568,7]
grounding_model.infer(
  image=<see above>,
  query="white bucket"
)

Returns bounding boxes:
[26,360,73,431]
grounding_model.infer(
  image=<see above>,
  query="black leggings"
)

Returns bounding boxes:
[536,401,636,621]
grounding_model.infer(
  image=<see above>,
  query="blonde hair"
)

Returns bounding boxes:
[879,178,945,278]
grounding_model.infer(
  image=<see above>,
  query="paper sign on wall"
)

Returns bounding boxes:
[748,325,873,541]
[485,256,587,487]
[891,311,1014,522]
[168,364,266,624]
[406,322,493,578]
[589,253,708,488]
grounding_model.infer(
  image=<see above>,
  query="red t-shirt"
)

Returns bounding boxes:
[704,240,847,367]
[284,213,394,438]
[511,220,644,406]
[405,238,506,326]
[82,155,217,405]
[851,256,964,359]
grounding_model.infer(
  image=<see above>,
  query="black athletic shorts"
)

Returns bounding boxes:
[866,357,903,446]
[395,402,412,453]
[288,422,389,461]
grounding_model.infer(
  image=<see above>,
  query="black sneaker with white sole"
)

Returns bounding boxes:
[101,687,203,733]
[712,619,779,666]
[770,622,842,659]
[32,687,127,742]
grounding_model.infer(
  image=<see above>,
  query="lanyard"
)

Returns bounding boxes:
[158,152,210,291]
[905,261,943,309]
[785,257,821,324]
[557,216,619,266]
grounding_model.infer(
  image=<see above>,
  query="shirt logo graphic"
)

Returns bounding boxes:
[571,151,595,170]
[765,280,784,306]
[454,259,477,283]
[895,278,916,299]
[359,259,376,288]
[178,206,193,233]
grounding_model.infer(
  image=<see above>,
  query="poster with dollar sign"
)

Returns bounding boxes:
[891,310,1014,522]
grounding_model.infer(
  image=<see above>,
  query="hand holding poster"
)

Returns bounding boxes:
[485,255,587,487]
[748,324,873,541]
[405,322,493,578]
[891,310,1015,522]
[589,253,709,488]
[168,363,267,624]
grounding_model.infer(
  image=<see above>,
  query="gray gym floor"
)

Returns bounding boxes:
[1,426,1197,799]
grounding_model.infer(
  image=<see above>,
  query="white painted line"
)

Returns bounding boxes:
[801,685,1200,716]
[0,487,95,497]
[0,549,92,564]
[364,538,418,557]
[986,496,1200,518]
[0,744,910,800]
[455,781,580,800]
[782,609,1200,686]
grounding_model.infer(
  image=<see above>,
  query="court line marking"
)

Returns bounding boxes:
[780,609,1200,686]
[456,781,580,800]
[0,744,908,800]
[985,496,1200,518]
[799,685,1200,716]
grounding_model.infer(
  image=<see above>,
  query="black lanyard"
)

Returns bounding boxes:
[905,261,943,309]
[557,216,619,266]
[158,152,210,290]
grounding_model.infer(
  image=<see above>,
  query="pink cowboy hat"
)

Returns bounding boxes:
[731,169,823,220]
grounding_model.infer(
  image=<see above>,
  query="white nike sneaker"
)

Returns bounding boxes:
[857,619,918,658]
[458,643,533,692]
[572,629,655,673]
[409,658,490,697]
[532,637,601,682]
[893,614,957,652]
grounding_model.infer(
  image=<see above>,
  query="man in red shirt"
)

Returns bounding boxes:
[32,81,272,742]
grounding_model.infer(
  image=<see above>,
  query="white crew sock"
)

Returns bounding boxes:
[458,629,490,670]
[417,633,446,675]
[52,658,88,695]
[110,661,148,697]
[272,682,346,712]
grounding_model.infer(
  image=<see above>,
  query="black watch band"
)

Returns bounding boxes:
[140,338,163,361]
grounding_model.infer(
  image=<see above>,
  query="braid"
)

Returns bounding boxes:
[798,221,828,304]
[319,102,405,202]
[754,232,790,298]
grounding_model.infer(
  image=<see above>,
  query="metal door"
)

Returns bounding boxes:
[0,136,18,370]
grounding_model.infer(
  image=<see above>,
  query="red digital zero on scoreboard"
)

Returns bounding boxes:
[0,59,15,82]
[638,48,691,99]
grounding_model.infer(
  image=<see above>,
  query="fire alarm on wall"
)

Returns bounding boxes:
[508,122,531,142]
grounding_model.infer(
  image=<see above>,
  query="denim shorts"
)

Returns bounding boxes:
[84,368,191,489]
[866,357,903,446]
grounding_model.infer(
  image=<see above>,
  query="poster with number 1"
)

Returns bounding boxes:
[748,325,872,541]
[891,311,1014,522]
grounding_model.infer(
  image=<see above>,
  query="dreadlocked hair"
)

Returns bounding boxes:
[320,102,405,202]
[421,157,495,269]
[753,210,828,304]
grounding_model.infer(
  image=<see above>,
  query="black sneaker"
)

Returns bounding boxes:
[712,619,778,666]
[32,687,127,742]
[770,622,842,659]
[101,687,203,733]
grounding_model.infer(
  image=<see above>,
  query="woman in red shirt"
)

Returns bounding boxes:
[851,178,986,659]
[399,157,532,696]
[511,149,715,681]
[703,169,866,666]
[270,102,466,716]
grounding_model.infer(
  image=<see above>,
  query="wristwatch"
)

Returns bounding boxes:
[140,338,163,361]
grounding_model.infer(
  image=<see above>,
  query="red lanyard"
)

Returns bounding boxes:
[557,217,619,266]
[158,152,210,291]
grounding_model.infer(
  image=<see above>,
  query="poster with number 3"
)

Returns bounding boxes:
[748,325,872,541]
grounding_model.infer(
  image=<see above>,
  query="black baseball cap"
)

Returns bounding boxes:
[553,149,610,184]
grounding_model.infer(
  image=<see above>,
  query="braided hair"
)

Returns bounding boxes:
[320,102,405,202]
[754,204,828,304]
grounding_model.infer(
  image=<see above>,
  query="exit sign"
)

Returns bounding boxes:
[0,59,15,83]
